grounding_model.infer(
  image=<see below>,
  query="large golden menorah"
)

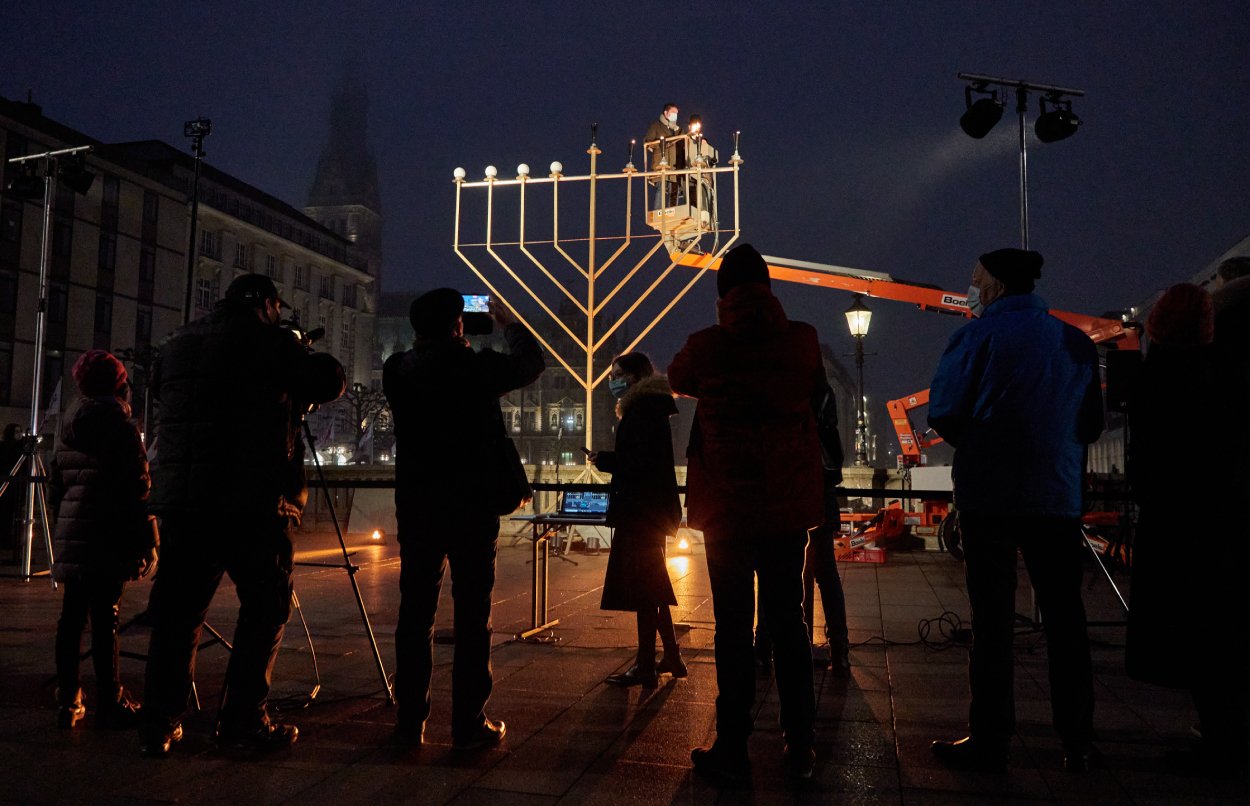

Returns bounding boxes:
[452,131,743,468]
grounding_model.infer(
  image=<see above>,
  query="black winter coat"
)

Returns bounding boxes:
[382,323,544,527]
[598,376,681,611]
[1126,343,1244,686]
[149,303,345,523]
[49,397,151,583]
[595,376,681,535]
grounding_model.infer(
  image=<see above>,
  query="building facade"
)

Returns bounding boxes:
[0,95,375,439]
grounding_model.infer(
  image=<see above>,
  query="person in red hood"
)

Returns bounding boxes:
[668,243,825,783]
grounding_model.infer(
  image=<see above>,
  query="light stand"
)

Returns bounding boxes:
[844,295,873,467]
[957,73,1084,249]
[300,417,395,703]
[182,117,211,325]
[2,145,94,584]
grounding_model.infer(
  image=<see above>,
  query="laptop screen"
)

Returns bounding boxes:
[559,491,609,516]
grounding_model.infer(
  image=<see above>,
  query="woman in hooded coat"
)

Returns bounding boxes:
[593,352,686,687]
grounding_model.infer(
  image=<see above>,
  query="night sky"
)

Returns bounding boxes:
[4,2,1248,455]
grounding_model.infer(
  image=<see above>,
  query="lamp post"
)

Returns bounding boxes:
[182,117,211,324]
[957,72,1083,249]
[844,295,872,466]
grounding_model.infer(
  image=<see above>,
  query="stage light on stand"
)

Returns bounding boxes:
[58,154,95,195]
[1035,94,1081,142]
[959,92,1004,139]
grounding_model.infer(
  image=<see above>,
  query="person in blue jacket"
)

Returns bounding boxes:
[927,248,1104,774]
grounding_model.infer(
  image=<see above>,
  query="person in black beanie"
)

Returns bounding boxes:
[141,273,346,757]
[670,243,825,782]
[384,288,544,750]
[928,248,1104,773]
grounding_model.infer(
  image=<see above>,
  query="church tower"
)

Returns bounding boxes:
[305,64,384,289]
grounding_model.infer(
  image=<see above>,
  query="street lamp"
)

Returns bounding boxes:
[956,73,1084,249]
[844,295,872,466]
[182,117,211,324]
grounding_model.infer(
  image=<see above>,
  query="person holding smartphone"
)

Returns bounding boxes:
[590,352,685,687]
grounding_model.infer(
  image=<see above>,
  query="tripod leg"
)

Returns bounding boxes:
[304,421,394,703]
[33,454,56,589]
[1084,531,1129,615]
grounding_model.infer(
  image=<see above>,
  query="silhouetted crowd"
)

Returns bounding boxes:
[26,248,1250,784]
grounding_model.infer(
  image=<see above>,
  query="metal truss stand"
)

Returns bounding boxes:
[300,421,395,704]
[1,438,54,584]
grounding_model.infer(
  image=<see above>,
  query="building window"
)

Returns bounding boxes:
[266,254,279,279]
[53,218,72,257]
[548,410,559,430]
[575,412,584,430]
[318,273,334,299]
[200,229,217,257]
[234,242,247,269]
[195,278,212,311]
[294,264,308,290]
[0,272,16,314]
[98,231,117,272]
[101,176,120,209]
[49,283,68,323]
[142,190,159,224]
[94,295,113,335]
[342,316,355,378]
[139,247,156,281]
[136,306,153,343]
[0,340,11,406]
[1,200,21,243]
[342,283,358,308]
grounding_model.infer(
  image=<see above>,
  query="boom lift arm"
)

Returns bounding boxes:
[674,251,1140,466]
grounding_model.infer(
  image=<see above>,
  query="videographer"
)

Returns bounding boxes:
[140,273,345,757]
[383,289,543,750]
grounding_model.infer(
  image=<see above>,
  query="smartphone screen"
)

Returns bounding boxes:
[462,294,490,313]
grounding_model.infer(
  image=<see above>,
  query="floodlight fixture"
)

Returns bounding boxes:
[58,154,96,196]
[956,72,1085,248]
[4,163,43,199]
[1035,94,1081,143]
[959,85,1003,139]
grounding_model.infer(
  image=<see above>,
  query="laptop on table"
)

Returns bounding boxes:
[542,490,609,522]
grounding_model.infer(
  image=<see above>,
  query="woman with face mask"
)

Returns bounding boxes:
[590,352,685,686]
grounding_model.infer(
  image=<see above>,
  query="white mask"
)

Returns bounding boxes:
[666,111,678,123]
[966,285,985,318]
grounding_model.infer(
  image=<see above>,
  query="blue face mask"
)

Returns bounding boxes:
[608,378,630,398]
[966,285,985,318]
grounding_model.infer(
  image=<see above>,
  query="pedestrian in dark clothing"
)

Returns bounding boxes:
[140,273,345,757]
[1128,282,1249,777]
[591,352,686,687]
[48,350,155,730]
[756,380,850,675]
[928,248,1104,773]
[384,289,544,750]
[669,243,825,783]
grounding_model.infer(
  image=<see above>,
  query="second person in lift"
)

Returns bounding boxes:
[590,352,686,687]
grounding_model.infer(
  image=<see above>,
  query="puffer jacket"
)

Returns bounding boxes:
[594,375,681,535]
[149,302,345,524]
[49,396,151,583]
[668,283,825,535]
